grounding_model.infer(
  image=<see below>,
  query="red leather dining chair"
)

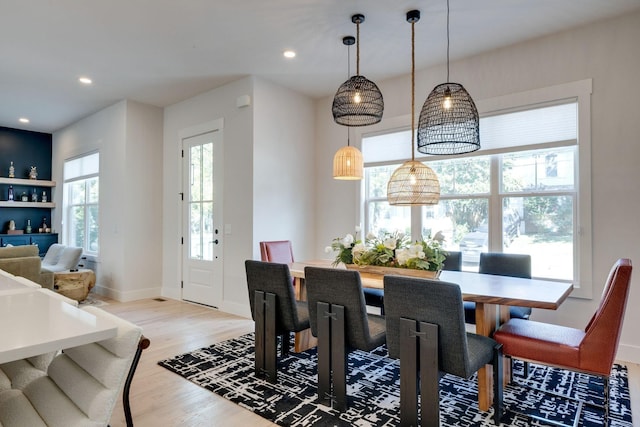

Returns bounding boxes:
[260,240,295,264]
[493,258,632,424]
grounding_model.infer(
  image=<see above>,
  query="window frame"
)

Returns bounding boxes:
[356,79,593,298]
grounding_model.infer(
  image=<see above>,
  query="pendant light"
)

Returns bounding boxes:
[417,0,480,155]
[387,10,440,206]
[332,14,384,127]
[333,36,364,180]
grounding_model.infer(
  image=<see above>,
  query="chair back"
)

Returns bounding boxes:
[245,260,301,332]
[384,275,474,379]
[479,252,531,279]
[260,240,294,263]
[442,250,462,271]
[304,266,372,350]
[581,258,632,374]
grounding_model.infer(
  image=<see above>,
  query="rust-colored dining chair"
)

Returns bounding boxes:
[260,240,295,264]
[493,258,632,424]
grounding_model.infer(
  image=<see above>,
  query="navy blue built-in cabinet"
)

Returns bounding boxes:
[0,126,58,255]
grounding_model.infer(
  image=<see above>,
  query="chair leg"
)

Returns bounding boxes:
[492,344,503,425]
[254,291,277,383]
[604,375,610,424]
[316,302,347,411]
[281,332,290,356]
[317,302,333,407]
[399,318,420,427]
[418,322,439,427]
[331,305,347,412]
[123,336,150,427]
[398,318,440,427]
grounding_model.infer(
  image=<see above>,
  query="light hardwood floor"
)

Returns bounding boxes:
[102,297,639,427]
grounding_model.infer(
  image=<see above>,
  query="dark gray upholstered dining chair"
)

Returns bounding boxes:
[304,266,386,411]
[442,250,462,271]
[464,252,532,324]
[245,260,310,383]
[384,275,503,426]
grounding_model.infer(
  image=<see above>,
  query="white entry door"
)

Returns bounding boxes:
[182,130,223,307]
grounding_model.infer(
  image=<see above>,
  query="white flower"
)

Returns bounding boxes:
[366,232,377,241]
[352,243,366,254]
[383,237,396,250]
[342,233,354,246]
[324,246,333,254]
[395,248,411,266]
[355,224,361,233]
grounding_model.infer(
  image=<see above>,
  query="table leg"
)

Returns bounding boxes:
[474,302,511,411]
[293,277,317,352]
[475,302,496,412]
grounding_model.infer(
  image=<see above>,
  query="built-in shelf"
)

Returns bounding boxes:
[0,177,56,187]
[0,201,55,208]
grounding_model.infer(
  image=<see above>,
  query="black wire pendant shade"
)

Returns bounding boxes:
[332,14,384,127]
[417,0,480,155]
[417,82,480,155]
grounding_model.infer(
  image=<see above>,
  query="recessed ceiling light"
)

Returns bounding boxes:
[79,77,93,85]
[283,50,296,59]
[19,118,29,123]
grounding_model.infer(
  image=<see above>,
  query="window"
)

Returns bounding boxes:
[360,80,592,294]
[63,152,99,255]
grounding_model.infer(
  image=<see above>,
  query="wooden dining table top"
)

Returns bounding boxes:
[289,259,574,310]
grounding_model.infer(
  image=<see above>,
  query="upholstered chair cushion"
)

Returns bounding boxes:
[41,244,65,266]
[2,306,143,426]
[0,389,48,427]
[42,246,83,273]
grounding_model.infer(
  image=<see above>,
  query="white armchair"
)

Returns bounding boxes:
[0,306,148,427]
[41,244,83,273]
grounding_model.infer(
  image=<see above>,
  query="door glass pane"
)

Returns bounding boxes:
[190,145,202,202]
[190,203,202,259]
[202,142,214,201]
[188,140,215,262]
[504,196,573,280]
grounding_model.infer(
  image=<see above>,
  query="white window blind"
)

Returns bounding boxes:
[363,102,577,164]
[64,152,99,181]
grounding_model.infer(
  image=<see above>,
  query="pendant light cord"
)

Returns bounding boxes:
[446,0,450,82]
[356,20,361,76]
[347,42,352,147]
[411,19,416,162]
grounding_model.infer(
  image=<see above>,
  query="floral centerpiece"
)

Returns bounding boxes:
[326,228,446,278]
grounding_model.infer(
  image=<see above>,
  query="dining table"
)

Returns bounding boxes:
[288,259,574,412]
[0,280,118,364]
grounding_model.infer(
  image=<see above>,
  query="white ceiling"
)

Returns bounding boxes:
[2,0,639,133]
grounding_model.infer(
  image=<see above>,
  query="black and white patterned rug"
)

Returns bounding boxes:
[158,334,632,426]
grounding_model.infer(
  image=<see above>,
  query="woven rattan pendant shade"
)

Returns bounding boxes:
[417,0,480,155]
[333,145,363,180]
[387,160,440,205]
[387,10,440,206]
[417,82,480,155]
[331,14,383,127]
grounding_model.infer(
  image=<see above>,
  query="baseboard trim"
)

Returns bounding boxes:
[93,284,160,302]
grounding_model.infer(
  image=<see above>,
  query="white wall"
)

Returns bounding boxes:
[252,78,316,261]
[162,76,316,318]
[52,100,163,301]
[314,11,640,362]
